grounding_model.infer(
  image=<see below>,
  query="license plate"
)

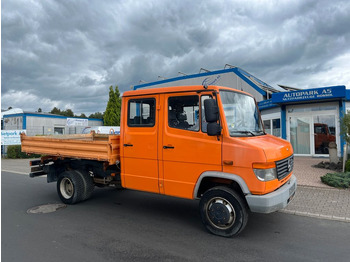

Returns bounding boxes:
[288,191,295,204]
[289,182,296,196]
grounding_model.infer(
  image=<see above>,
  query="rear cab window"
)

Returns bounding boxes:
[128,98,156,127]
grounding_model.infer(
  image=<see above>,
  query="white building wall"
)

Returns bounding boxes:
[4,114,103,136]
[261,107,281,120]
[138,72,265,102]
[26,116,67,136]
[88,120,102,126]
[345,101,350,113]
[3,116,23,130]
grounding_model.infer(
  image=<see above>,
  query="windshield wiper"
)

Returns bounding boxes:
[253,130,266,135]
[231,130,256,136]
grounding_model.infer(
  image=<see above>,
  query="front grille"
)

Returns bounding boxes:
[275,155,294,180]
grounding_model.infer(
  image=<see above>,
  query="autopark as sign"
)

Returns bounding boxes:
[272,85,346,103]
[1,130,26,145]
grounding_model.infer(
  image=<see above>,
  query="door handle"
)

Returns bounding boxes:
[163,145,175,149]
[123,144,133,147]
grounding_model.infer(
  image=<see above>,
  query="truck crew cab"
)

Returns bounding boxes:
[22,85,297,237]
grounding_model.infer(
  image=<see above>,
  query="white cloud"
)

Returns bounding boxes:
[2,0,350,114]
[308,52,350,88]
[2,90,60,112]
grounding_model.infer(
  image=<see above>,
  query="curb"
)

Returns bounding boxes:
[297,184,345,190]
[280,209,350,223]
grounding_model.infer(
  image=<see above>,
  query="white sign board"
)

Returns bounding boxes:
[1,130,26,145]
[66,118,88,126]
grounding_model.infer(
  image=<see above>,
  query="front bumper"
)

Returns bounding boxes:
[245,174,297,213]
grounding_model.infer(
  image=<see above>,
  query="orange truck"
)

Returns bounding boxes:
[21,85,296,237]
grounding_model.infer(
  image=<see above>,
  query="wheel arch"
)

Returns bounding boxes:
[193,171,251,199]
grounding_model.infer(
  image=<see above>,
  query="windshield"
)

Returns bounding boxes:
[220,90,264,136]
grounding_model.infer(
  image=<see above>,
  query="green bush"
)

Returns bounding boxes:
[345,159,350,172]
[321,172,350,188]
[7,145,21,158]
[6,145,40,159]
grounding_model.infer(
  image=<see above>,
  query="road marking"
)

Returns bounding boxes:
[1,169,29,175]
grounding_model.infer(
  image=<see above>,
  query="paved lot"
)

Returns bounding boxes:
[2,157,350,223]
[1,158,33,174]
[2,171,350,262]
[293,156,336,188]
[282,156,350,222]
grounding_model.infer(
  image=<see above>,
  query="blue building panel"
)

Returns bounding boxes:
[346,89,350,101]
[258,99,279,110]
[272,86,346,103]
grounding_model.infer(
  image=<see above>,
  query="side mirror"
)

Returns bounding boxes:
[204,99,219,123]
[207,123,221,136]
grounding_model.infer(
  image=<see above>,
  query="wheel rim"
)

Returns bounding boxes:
[206,197,236,229]
[60,177,74,199]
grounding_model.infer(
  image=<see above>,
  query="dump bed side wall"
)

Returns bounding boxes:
[21,134,120,165]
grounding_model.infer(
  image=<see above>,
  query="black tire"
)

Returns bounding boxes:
[57,171,85,205]
[199,186,249,237]
[74,170,94,201]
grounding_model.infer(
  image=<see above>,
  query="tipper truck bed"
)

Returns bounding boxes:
[21,133,120,165]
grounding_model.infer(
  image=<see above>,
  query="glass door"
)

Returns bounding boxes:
[313,115,336,155]
[290,116,311,155]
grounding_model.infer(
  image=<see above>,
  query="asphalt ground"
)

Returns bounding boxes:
[2,158,350,222]
[2,170,350,262]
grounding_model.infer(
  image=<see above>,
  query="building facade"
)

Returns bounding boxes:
[3,112,103,136]
[1,111,103,155]
[133,66,348,157]
[259,85,347,157]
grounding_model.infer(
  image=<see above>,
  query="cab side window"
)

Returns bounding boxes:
[128,98,155,127]
[168,96,199,131]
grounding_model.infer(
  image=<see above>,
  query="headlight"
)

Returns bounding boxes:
[253,168,277,181]
[252,162,277,181]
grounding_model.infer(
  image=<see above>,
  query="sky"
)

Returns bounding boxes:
[2,0,350,116]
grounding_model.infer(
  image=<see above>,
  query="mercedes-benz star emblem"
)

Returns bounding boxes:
[287,159,292,172]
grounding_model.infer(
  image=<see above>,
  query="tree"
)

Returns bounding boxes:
[76,113,87,118]
[104,85,121,126]
[51,107,61,115]
[341,111,350,144]
[38,108,42,113]
[62,109,74,117]
[50,107,74,117]
[89,112,104,119]
[114,85,122,125]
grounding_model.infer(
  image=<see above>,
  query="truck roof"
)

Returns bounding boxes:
[122,85,253,98]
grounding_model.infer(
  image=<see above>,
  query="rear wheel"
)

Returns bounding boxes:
[57,171,85,204]
[74,170,94,201]
[199,186,249,237]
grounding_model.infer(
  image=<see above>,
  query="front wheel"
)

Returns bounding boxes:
[199,186,249,237]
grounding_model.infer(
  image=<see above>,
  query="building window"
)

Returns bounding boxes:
[128,98,156,127]
[263,120,271,134]
[272,119,281,137]
[263,118,281,137]
[168,95,199,131]
[54,127,65,135]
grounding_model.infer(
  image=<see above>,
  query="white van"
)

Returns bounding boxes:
[82,126,120,135]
